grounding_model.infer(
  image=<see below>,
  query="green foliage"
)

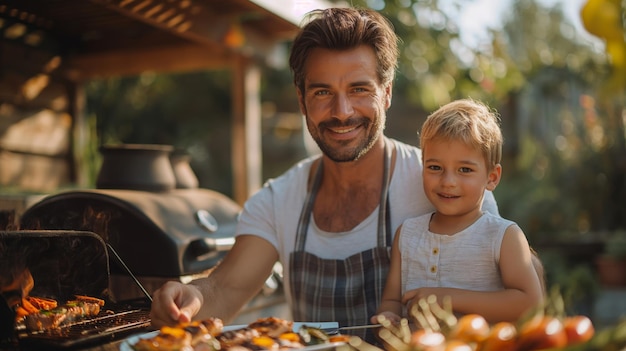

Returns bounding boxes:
[489,0,626,235]
[540,252,600,316]
[604,230,626,259]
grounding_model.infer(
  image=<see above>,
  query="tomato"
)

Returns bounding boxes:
[410,329,446,350]
[444,340,473,351]
[479,321,518,351]
[517,315,568,351]
[563,315,595,346]
[449,314,490,344]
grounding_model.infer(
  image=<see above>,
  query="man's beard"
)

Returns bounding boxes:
[307,115,385,163]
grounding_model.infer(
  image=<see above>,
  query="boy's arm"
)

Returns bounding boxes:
[402,225,544,323]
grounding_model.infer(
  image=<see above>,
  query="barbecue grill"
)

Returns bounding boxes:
[18,187,242,301]
[0,230,152,350]
[0,144,265,349]
[17,144,243,302]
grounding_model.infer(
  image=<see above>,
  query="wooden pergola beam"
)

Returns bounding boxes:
[63,44,233,80]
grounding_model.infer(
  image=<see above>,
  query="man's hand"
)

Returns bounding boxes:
[149,281,204,328]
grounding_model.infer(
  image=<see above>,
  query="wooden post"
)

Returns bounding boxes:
[66,80,89,187]
[231,55,262,205]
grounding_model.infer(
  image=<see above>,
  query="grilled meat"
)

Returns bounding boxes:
[133,318,223,351]
[247,317,293,338]
[130,317,343,351]
[18,295,105,332]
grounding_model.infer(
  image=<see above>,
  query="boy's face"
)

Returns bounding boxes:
[422,138,501,217]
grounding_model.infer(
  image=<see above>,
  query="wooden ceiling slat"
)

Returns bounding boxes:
[143,4,164,18]
[0,0,322,79]
[94,0,219,49]
[131,0,152,13]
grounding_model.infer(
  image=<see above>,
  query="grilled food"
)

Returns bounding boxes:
[133,318,223,351]
[131,316,344,351]
[247,316,293,338]
[17,295,105,332]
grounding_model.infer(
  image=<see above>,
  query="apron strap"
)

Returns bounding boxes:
[294,159,324,251]
[378,138,392,247]
[295,138,393,251]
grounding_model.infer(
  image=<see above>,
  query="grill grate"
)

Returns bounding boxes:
[17,309,151,349]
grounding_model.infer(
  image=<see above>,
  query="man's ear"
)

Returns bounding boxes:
[385,83,393,109]
[486,164,502,191]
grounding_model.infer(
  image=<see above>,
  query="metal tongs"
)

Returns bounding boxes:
[106,243,153,302]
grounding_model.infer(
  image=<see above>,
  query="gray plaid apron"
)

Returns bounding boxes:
[289,139,392,341]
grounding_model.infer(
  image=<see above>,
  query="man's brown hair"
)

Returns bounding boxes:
[289,7,399,94]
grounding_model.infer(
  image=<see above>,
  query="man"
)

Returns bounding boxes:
[150,7,505,336]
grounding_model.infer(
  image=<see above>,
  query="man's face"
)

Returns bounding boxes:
[297,45,392,162]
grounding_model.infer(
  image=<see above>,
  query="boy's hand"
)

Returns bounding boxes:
[371,311,401,325]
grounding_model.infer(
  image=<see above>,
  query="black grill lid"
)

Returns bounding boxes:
[19,189,241,277]
[0,230,110,303]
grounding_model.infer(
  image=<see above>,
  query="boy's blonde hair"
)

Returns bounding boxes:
[419,99,502,170]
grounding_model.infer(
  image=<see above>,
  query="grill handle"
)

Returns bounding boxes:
[189,237,235,258]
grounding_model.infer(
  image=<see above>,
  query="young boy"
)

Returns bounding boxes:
[374,99,544,324]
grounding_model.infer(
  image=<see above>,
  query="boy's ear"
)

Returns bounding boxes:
[486,164,502,191]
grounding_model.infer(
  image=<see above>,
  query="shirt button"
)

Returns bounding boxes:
[432,248,439,255]
[430,265,437,273]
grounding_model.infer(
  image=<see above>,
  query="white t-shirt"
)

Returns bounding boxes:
[235,138,499,311]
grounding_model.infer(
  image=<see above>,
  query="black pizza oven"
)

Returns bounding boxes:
[17,144,243,302]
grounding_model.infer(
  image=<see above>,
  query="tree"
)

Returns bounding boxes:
[491,0,626,236]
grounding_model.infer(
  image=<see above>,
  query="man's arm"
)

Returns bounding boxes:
[193,235,279,323]
[150,235,278,327]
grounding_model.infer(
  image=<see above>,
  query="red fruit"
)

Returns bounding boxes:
[410,329,446,350]
[480,321,518,351]
[563,315,594,345]
[517,315,568,351]
[445,340,473,351]
[449,314,490,344]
